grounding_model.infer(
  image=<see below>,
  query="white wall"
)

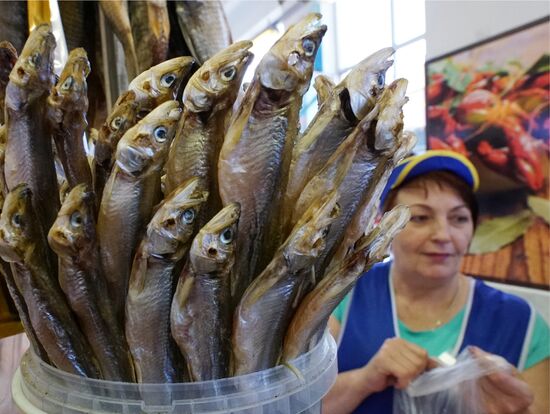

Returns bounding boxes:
[426,0,549,60]
[425,0,550,322]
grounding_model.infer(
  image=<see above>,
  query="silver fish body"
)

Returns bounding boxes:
[126,177,208,383]
[174,0,233,65]
[48,184,135,381]
[232,193,339,375]
[171,202,240,381]
[47,48,93,190]
[4,24,59,245]
[282,48,394,238]
[98,101,182,326]
[218,14,326,303]
[282,205,410,360]
[0,184,100,377]
[165,41,253,225]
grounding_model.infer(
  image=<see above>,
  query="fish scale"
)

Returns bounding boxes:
[126,178,208,383]
[316,150,382,272]
[127,260,183,382]
[232,191,340,375]
[49,185,134,381]
[171,203,240,381]
[220,110,288,296]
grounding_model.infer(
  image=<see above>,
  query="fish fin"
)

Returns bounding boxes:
[282,361,305,382]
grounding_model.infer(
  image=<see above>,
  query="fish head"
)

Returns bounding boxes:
[285,191,340,269]
[0,184,38,263]
[392,130,417,165]
[362,204,410,262]
[183,41,254,112]
[115,100,182,176]
[258,13,326,95]
[190,202,241,274]
[343,47,394,120]
[374,78,409,152]
[98,91,139,156]
[129,56,195,103]
[148,177,209,260]
[9,24,55,96]
[48,184,95,256]
[47,48,90,117]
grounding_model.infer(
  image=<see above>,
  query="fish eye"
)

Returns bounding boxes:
[61,76,74,91]
[153,126,168,143]
[160,73,177,88]
[70,211,83,228]
[302,39,316,57]
[220,227,234,244]
[377,73,385,88]
[181,208,195,224]
[29,52,41,68]
[221,66,236,81]
[11,214,23,228]
[110,116,123,130]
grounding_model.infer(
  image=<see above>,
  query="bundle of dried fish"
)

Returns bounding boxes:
[126,177,208,383]
[218,13,327,304]
[282,205,410,361]
[282,48,395,239]
[171,202,240,381]
[48,184,134,381]
[0,184,99,377]
[93,56,194,200]
[97,100,182,327]
[164,40,253,225]
[0,13,417,385]
[232,191,340,375]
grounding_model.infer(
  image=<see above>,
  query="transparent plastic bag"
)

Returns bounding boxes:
[393,347,512,414]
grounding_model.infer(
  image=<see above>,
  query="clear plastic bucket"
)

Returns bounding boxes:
[12,331,337,414]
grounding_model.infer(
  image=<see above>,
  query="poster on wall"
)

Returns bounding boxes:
[425,16,550,290]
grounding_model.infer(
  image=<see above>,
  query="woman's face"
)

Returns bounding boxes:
[390,181,474,282]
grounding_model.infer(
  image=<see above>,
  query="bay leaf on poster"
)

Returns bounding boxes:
[527,196,550,225]
[469,210,534,254]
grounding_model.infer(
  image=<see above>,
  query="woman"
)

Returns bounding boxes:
[323,150,549,414]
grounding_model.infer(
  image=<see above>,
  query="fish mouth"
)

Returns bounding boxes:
[116,145,152,175]
[191,249,226,272]
[185,88,213,112]
[0,231,21,262]
[10,64,32,87]
[48,228,74,250]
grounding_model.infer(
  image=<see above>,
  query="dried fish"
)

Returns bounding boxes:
[47,48,93,190]
[97,101,182,327]
[165,41,253,225]
[171,202,240,381]
[126,178,208,383]
[218,13,326,303]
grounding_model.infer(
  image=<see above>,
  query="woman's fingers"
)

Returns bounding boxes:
[472,347,534,413]
[376,338,431,389]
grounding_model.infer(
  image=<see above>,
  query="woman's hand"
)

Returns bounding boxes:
[471,346,534,414]
[360,338,436,393]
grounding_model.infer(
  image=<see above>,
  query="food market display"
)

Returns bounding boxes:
[0,3,414,384]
